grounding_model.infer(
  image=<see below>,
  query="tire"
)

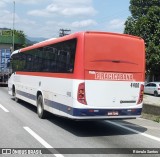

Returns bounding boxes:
[154,91,158,97]
[37,95,46,119]
[12,86,19,102]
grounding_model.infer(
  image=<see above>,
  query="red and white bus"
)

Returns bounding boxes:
[8,31,145,120]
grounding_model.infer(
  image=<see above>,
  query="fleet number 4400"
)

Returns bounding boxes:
[130,83,139,88]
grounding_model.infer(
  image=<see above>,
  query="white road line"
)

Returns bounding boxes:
[0,104,9,112]
[23,127,64,157]
[106,120,160,142]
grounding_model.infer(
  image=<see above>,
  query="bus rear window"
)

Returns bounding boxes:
[84,33,144,73]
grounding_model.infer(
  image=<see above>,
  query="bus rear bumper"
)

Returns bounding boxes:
[45,99,142,120]
[68,115,141,120]
[70,108,142,119]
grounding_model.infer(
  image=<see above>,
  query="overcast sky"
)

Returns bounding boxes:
[0,0,130,39]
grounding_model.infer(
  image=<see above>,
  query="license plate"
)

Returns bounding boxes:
[108,111,119,116]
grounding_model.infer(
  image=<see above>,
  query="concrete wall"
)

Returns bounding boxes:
[143,104,160,116]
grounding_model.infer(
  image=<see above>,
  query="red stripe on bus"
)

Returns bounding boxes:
[16,71,144,82]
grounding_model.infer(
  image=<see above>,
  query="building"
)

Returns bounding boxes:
[0,28,25,50]
[0,28,25,84]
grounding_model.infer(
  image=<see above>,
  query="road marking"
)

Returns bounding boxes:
[0,104,9,112]
[23,127,64,157]
[106,120,160,142]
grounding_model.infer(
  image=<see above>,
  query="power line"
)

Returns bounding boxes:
[59,29,71,37]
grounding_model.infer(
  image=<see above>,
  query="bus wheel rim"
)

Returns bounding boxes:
[38,101,42,114]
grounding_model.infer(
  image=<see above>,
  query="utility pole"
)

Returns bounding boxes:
[59,29,71,37]
[12,1,15,52]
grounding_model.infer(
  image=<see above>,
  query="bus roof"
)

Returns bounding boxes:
[33,37,57,45]
[11,49,19,56]
[19,31,143,53]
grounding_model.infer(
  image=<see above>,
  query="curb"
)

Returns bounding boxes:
[142,103,160,116]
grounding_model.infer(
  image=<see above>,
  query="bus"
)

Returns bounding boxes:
[8,31,145,120]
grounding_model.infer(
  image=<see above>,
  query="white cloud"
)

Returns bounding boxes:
[108,19,125,29]
[0,0,43,6]
[47,0,93,8]
[0,8,37,36]
[0,11,13,28]
[15,0,44,4]
[0,2,5,8]
[0,0,98,38]
[61,7,96,16]
[28,0,97,17]
[33,19,97,38]
[28,10,50,17]
[72,19,97,28]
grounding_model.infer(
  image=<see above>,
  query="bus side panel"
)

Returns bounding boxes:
[9,73,75,118]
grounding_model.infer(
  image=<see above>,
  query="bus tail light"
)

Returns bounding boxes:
[137,84,144,105]
[77,82,87,105]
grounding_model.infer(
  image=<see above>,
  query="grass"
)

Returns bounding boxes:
[154,118,160,123]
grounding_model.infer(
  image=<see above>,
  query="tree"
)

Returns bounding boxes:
[0,28,26,50]
[124,0,160,81]
[13,29,26,49]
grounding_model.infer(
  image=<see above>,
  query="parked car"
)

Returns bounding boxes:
[144,82,160,96]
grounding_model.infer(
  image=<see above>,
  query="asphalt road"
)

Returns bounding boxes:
[0,87,160,157]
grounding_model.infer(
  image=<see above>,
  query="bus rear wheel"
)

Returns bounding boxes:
[37,95,46,119]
